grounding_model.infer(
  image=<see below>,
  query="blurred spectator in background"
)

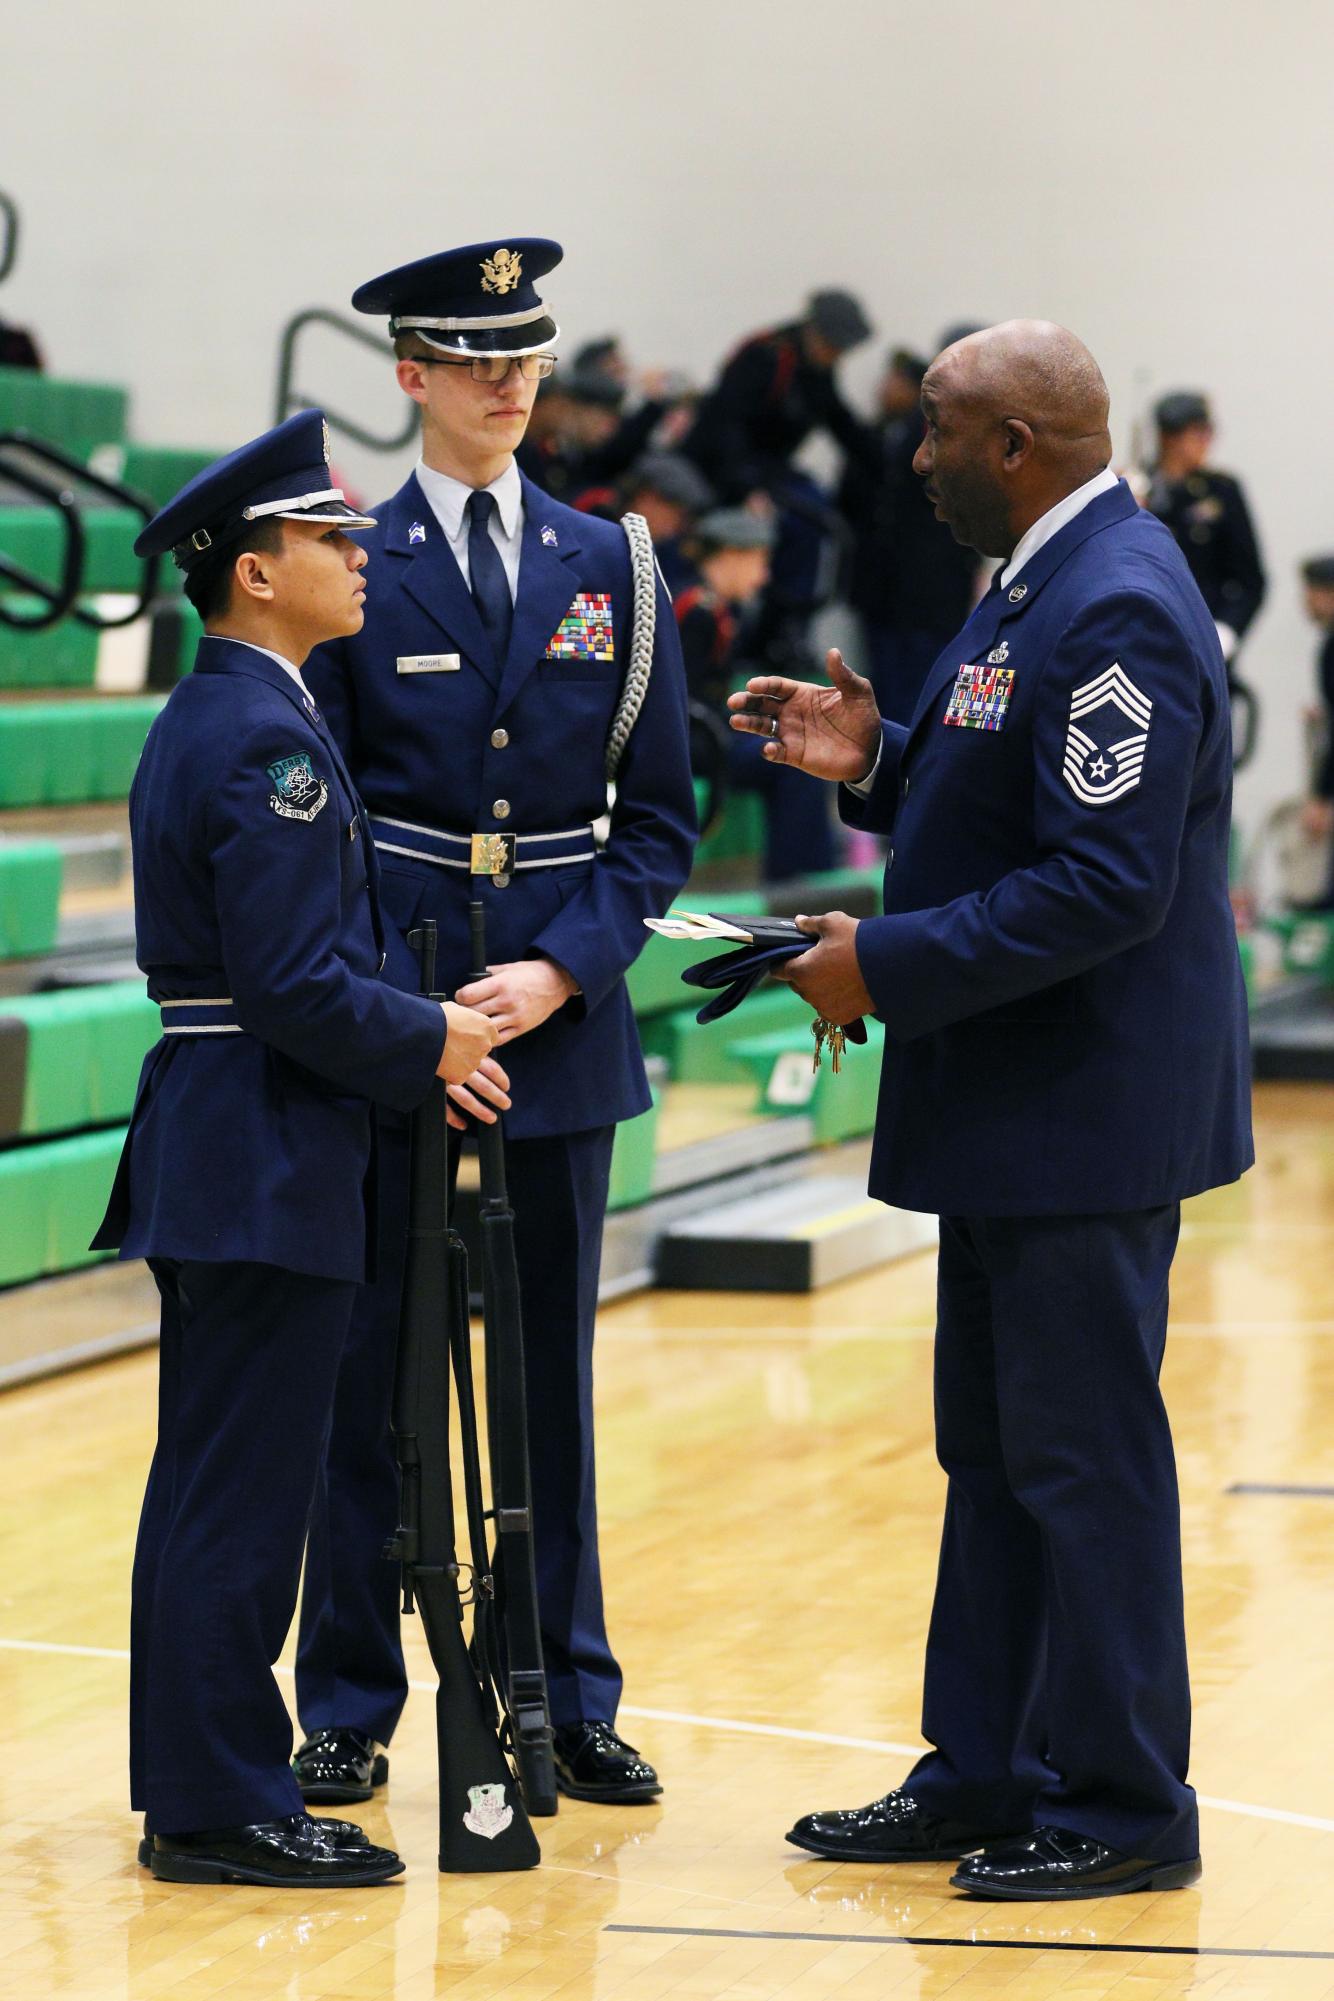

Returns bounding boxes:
[1298,553,1334,908]
[839,342,983,722]
[677,506,835,881]
[683,288,873,661]
[519,355,691,508]
[1147,392,1266,669]
[621,452,715,591]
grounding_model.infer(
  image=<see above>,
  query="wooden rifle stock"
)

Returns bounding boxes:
[387,919,539,1872]
[468,892,559,1819]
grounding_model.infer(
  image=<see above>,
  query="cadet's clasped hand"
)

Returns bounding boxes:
[439,1001,510,1130]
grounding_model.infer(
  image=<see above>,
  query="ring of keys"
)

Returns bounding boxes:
[811,1015,847,1073]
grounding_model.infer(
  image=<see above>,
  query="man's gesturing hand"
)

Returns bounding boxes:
[772,912,875,1024]
[454,956,579,1044]
[727,647,882,783]
[445,1053,511,1131]
[439,1000,498,1082]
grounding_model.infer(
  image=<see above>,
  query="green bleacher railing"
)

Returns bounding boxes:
[0,433,161,629]
[0,190,17,288]
[274,307,418,453]
[0,444,84,629]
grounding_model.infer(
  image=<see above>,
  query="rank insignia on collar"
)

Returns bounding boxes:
[943,662,1016,732]
[480,247,523,295]
[987,640,1010,664]
[409,521,427,545]
[541,524,558,546]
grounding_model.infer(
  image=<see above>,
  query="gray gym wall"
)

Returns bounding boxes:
[4,0,1332,839]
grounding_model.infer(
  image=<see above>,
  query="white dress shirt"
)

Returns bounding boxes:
[415,457,524,603]
[223,637,311,700]
[848,466,1121,796]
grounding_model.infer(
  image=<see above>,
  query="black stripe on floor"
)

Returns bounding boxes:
[605,1924,1334,1962]
[1228,1482,1334,1498]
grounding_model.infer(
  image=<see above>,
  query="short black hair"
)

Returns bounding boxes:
[183,515,287,620]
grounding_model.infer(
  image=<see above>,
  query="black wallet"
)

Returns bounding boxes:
[681,915,869,1040]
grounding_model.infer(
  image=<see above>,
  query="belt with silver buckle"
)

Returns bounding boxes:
[367,814,596,882]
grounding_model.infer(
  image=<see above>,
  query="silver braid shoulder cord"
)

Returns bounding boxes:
[605,510,655,781]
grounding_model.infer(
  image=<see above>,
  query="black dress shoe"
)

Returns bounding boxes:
[137,1809,368,1868]
[950,1826,1202,1900]
[149,1812,403,1887]
[551,1722,662,1803]
[292,1727,389,1804]
[787,1790,1011,1863]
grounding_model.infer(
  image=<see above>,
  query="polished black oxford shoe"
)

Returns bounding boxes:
[148,1812,403,1886]
[787,1789,1013,1863]
[551,1721,662,1803]
[950,1826,1202,1900]
[292,1727,389,1804]
[138,1809,369,1868]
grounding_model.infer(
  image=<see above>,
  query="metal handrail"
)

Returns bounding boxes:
[274,306,417,452]
[0,450,84,630]
[0,432,161,630]
[0,191,17,288]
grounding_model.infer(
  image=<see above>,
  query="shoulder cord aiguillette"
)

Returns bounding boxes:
[604,510,655,781]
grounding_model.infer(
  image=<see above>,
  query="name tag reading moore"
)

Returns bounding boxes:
[397,653,460,674]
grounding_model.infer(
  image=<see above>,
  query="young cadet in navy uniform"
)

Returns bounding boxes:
[730,323,1252,1900]
[294,240,696,1808]
[93,412,507,1886]
[1146,391,1266,670]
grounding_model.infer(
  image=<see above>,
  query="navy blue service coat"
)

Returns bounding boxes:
[843,479,1253,1217]
[305,472,696,1137]
[94,637,445,1283]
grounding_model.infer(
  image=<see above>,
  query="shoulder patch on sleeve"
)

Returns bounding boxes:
[266,752,328,822]
[1062,662,1153,806]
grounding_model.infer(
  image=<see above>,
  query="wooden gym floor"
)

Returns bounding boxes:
[2,1079,1333,2000]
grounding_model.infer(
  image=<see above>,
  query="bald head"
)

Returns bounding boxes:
[916,321,1114,557]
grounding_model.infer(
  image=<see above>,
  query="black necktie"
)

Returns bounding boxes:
[467,489,513,664]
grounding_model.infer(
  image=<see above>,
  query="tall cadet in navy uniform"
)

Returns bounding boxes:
[94,413,507,1886]
[730,323,1252,1899]
[295,241,696,1806]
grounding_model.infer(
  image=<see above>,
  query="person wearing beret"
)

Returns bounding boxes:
[1146,391,1266,669]
[730,322,1251,1899]
[294,240,696,1809]
[93,411,508,1885]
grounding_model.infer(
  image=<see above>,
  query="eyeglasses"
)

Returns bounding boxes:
[416,354,557,383]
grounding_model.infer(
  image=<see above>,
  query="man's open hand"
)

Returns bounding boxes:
[727,647,882,784]
[772,911,874,1024]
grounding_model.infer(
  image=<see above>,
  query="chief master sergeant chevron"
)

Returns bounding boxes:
[729,321,1252,1901]
[294,239,696,1807]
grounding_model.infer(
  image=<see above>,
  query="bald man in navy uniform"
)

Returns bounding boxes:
[293,240,695,1809]
[93,413,506,1886]
[730,322,1252,1900]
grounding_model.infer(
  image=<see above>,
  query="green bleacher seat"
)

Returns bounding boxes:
[640,983,812,1084]
[695,788,764,869]
[0,607,99,689]
[606,1088,660,1212]
[117,444,221,511]
[0,1126,125,1286]
[0,502,145,596]
[0,366,128,462]
[727,1018,885,1144]
[0,695,164,807]
[0,982,155,1139]
[0,841,62,956]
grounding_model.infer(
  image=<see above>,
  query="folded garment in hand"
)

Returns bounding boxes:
[677,916,869,1036]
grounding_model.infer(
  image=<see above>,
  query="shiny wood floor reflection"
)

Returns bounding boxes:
[2,1081,1334,1999]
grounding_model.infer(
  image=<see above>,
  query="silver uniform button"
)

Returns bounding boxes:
[886,846,895,870]
[491,728,509,749]
[902,775,910,798]
[493,799,511,819]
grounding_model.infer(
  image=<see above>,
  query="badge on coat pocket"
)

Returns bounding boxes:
[397,653,460,673]
[943,662,1015,731]
[545,592,614,662]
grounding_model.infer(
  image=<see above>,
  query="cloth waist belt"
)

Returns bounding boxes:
[367,814,596,874]
[158,998,244,1036]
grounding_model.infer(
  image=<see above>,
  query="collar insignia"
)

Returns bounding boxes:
[1008,583,1028,603]
[409,520,427,545]
[541,524,558,546]
[481,247,523,295]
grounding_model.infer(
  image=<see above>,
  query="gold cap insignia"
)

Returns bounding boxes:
[480,247,523,296]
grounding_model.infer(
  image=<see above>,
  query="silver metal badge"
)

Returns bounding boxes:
[1008,583,1028,603]
[541,525,558,547]
[463,1783,514,1840]
[396,653,460,674]
[987,641,1010,664]
[409,521,427,545]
